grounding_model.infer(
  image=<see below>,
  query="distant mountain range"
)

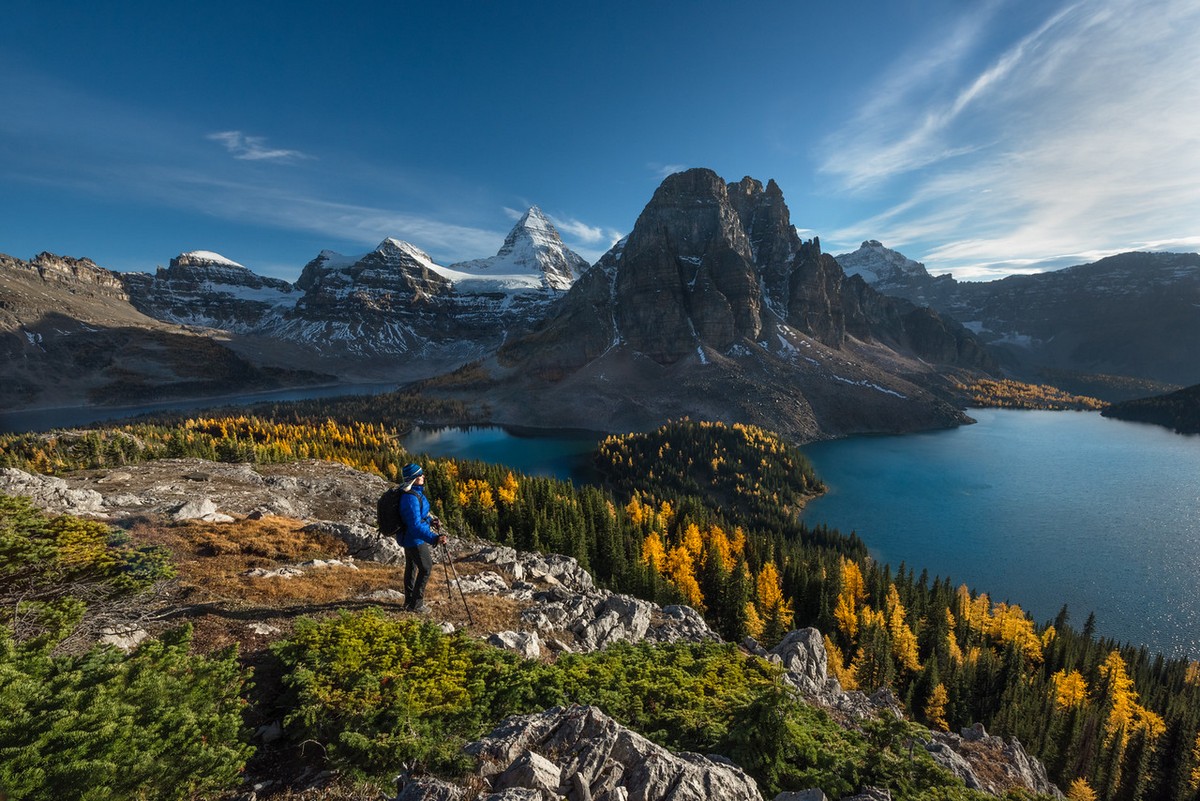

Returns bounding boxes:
[122,207,586,369]
[0,251,329,410]
[6,170,1197,437]
[0,209,587,410]
[836,241,1200,393]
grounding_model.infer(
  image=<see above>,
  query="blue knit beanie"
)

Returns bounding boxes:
[401,463,424,482]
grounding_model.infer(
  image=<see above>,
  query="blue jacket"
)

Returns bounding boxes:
[398,486,438,548]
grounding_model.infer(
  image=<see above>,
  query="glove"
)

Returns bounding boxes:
[436,534,448,546]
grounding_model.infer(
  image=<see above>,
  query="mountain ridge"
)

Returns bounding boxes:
[834,243,1200,390]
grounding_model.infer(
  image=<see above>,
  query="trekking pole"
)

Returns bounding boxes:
[440,536,475,625]
[438,532,453,602]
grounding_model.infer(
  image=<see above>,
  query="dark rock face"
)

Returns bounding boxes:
[613,169,762,363]
[788,243,847,348]
[728,177,796,315]
[484,168,988,440]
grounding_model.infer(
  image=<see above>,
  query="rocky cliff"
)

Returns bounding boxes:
[0,252,326,411]
[122,250,296,332]
[447,169,988,441]
[835,243,1200,389]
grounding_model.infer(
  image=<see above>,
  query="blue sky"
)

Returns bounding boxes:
[3,0,1198,281]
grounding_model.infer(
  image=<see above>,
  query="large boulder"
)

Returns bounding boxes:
[768,628,829,695]
[466,705,762,801]
[0,467,106,516]
[303,521,405,564]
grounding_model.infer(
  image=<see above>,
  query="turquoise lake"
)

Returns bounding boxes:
[798,409,1200,661]
[404,411,1200,660]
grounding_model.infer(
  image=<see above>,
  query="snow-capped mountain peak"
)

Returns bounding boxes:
[834,240,932,288]
[173,250,248,270]
[449,207,590,291]
[375,238,437,269]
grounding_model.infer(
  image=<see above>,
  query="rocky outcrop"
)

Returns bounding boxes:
[513,583,718,652]
[467,545,595,592]
[0,458,390,526]
[303,520,406,564]
[748,628,1061,799]
[0,467,106,516]
[926,724,1062,798]
[745,628,903,721]
[0,459,719,656]
[465,705,762,801]
[25,252,129,297]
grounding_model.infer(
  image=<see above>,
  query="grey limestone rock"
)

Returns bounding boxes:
[488,630,542,660]
[171,497,234,522]
[926,728,1062,798]
[839,788,890,801]
[0,467,106,516]
[304,520,405,564]
[481,790,544,801]
[773,791,828,801]
[394,777,465,801]
[467,705,761,801]
[455,570,511,594]
[494,749,562,798]
[769,628,829,695]
[98,625,149,652]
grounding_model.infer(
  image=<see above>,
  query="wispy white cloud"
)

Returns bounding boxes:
[207,130,312,162]
[821,0,1200,279]
[648,162,688,180]
[549,215,624,264]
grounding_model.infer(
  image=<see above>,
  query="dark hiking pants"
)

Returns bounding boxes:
[404,542,434,609]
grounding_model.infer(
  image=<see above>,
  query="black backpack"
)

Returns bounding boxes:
[377,485,406,538]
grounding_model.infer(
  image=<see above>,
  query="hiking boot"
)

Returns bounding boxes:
[409,603,430,614]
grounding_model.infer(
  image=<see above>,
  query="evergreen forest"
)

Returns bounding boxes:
[0,398,1197,800]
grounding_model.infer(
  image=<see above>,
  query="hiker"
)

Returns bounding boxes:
[397,462,446,613]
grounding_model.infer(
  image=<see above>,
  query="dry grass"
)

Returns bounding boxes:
[128,515,404,608]
[123,514,540,657]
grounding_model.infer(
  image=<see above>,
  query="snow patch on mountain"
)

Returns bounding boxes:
[179,250,245,269]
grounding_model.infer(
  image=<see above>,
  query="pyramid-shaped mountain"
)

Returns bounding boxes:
[449,206,589,291]
[429,168,992,440]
